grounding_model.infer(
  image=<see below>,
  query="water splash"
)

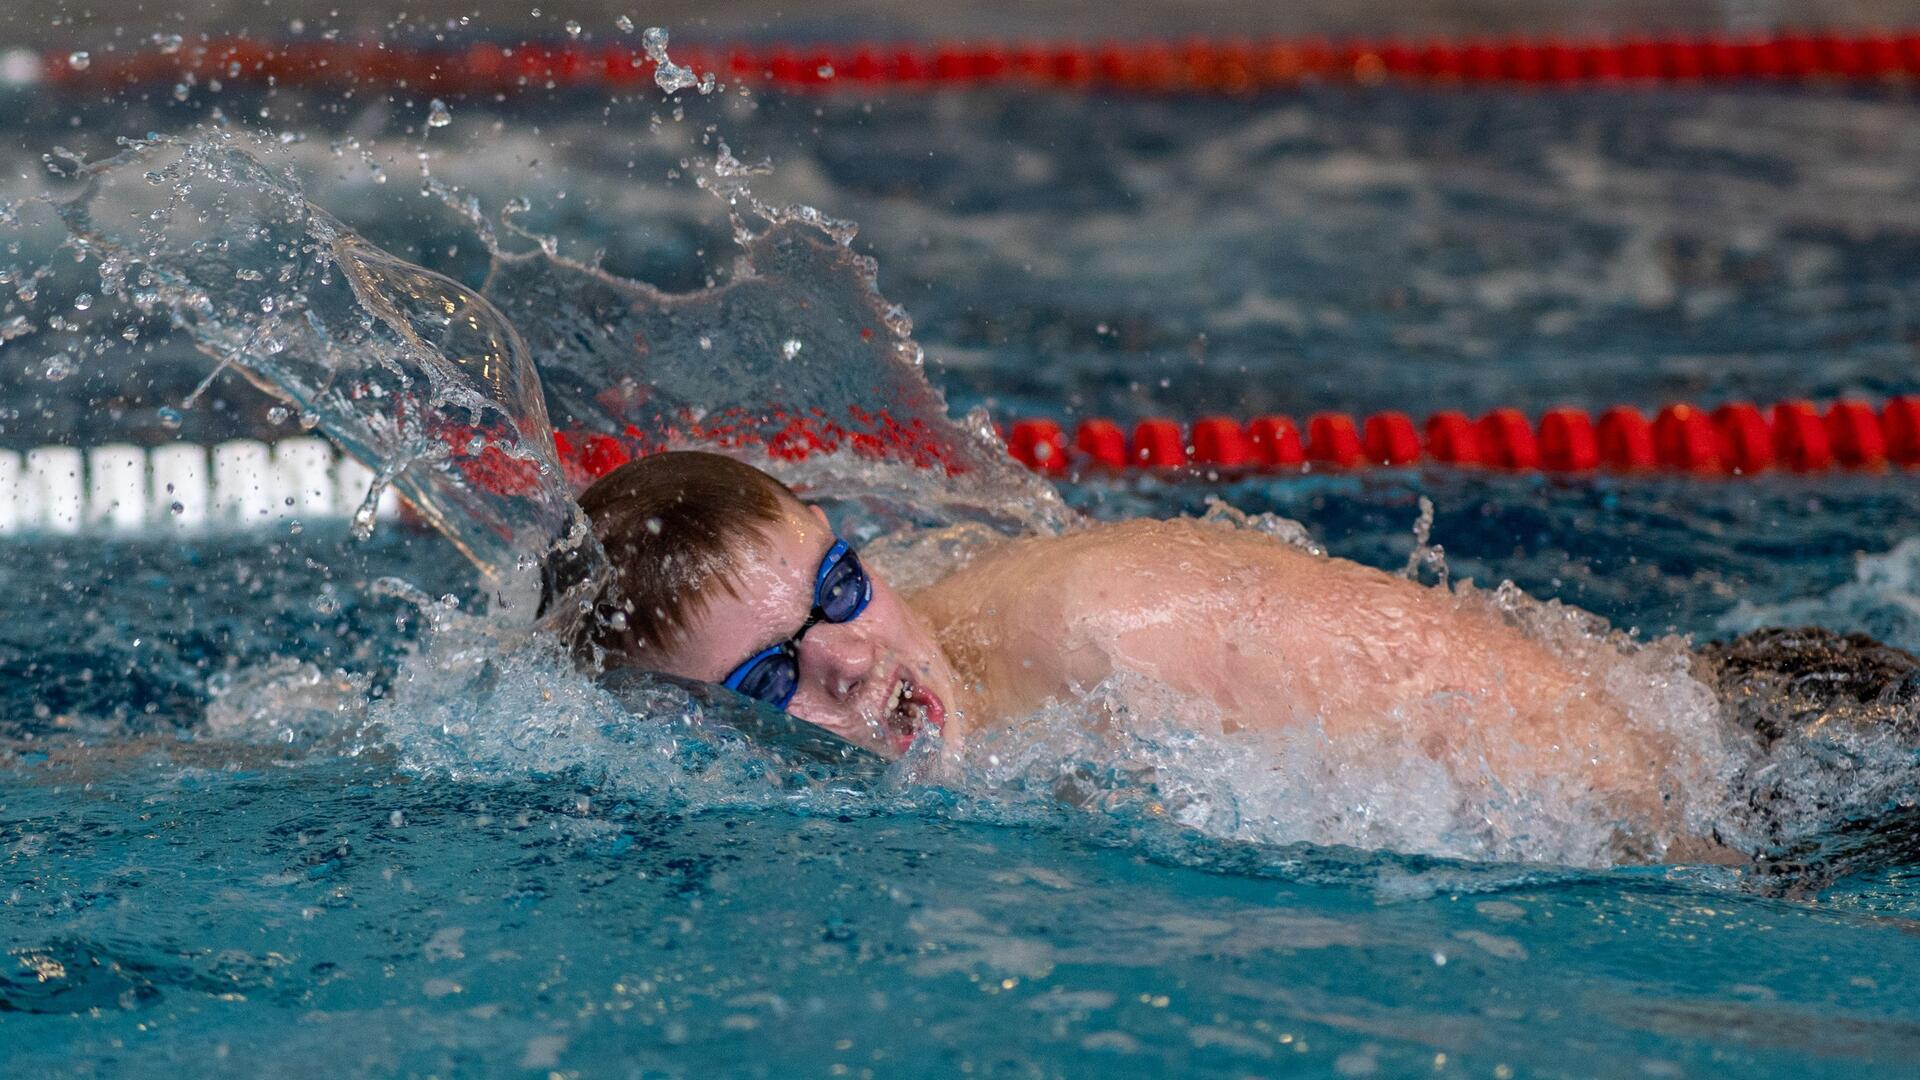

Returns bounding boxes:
[14,83,1913,881]
[52,129,583,613]
[641,27,715,96]
[1718,537,1920,653]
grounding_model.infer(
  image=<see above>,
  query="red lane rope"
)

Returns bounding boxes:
[530,396,1920,485]
[37,30,1920,96]
[996,397,1920,476]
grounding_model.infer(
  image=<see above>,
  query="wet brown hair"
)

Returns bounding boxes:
[574,450,799,665]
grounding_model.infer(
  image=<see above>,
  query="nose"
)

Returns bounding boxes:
[797,619,879,701]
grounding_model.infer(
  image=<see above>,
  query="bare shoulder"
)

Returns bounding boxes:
[910,516,1325,619]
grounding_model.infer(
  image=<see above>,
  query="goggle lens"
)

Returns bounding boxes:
[818,547,871,623]
[731,647,800,708]
[720,539,872,711]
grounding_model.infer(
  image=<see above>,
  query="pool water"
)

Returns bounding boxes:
[7,47,1920,1079]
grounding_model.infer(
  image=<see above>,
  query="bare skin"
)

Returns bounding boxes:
[909,517,1696,839]
[654,503,1700,844]
[654,503,975,759]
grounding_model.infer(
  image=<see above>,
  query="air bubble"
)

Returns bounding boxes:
[43,354,76,381]
[781,338,803,360]
[426,98,452,128]
[615,15,634,32]
[67,52,89,72]
[72,293,92,311]
[564,20,583,39]
[157,406,184,429]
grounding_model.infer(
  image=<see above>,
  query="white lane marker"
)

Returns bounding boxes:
[2,440,403,535]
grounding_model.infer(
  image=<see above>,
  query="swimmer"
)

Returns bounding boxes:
[571,450,1918,860]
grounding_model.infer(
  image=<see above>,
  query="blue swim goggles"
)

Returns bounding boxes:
[720,538,872,710]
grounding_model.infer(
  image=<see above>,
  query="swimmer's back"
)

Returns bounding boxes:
[908,517,1688,838]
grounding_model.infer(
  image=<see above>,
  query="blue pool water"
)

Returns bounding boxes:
[6,43,1920,1079]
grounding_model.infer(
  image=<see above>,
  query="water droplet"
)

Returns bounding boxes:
[644,516,663,535]
[120,325,140,342]
[615,15,634,33]
[153,33,183,54]
[266,405,291,424]
[43,354,76,381]
[173,82,190,101]
[564,20,583,38]
[817,64,835,79]
[67,52,89,72]
[642,27,700,94]
[781,338,803,360]
[72,292,93,311]
[350,500,378,540]
[157,406,184,429]
[697,334,711,350]
[426,98,452,128]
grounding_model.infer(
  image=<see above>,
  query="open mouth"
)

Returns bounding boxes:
[880,674,945,754]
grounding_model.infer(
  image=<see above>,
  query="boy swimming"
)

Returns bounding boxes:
[572,449,1920,863]
[575,450,1794,851]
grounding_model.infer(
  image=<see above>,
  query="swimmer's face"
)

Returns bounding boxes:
[659,503,960,760]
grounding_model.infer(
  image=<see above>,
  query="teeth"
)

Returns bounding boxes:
[886,679,907,716]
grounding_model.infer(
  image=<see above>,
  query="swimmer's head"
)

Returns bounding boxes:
[576,451,960,759]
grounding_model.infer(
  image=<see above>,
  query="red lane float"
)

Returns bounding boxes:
[541,396,1920,480]
[1424,412,1481,465]
[36,30,1920,97]
[988,396,1920,476]
[1538,408,1598,471]
[1247,416,1304,466]
[1306,413,1362,467]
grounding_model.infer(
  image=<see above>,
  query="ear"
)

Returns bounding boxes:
[808,503,830,527]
